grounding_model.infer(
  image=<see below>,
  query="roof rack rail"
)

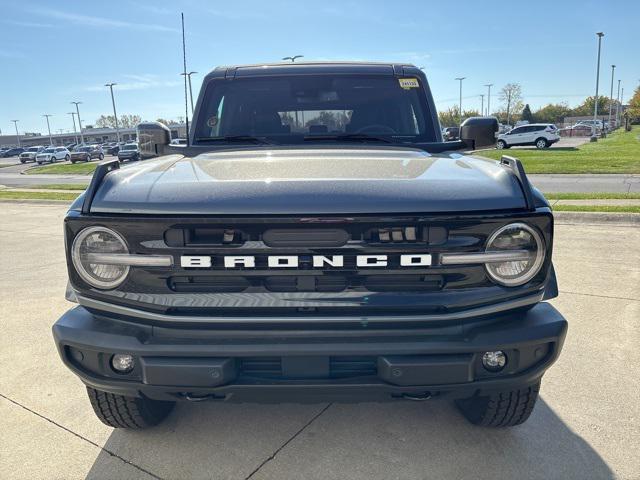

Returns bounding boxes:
[499,155,535,211]
[81,159,120,214]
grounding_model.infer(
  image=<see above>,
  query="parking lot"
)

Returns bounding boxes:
[0,203,638,479]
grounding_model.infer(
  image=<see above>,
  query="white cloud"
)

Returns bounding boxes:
[30,7,178,32]
[2,20,55,28]
[84,74,182,92]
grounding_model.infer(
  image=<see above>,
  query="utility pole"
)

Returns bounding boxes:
[42,114,53,145]
[620,87,624,129]
[615,79,621,128]
[282,55,304,62]
[455,77,465,127]
[71,102,85,144]
[105,83,121,142]
[484,84,493,116]
[180,72,198,116]
[608,64,615,131]
[11,120,21,147]
[480,94,484,117]
[591,32,604,142]
[68,112,78,144]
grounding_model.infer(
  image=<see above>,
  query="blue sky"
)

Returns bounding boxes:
[1,0,638,134]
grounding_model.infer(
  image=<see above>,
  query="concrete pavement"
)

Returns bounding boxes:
[0,204,638,480]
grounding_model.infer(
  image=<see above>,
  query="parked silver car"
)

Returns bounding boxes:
[36,147,70,164]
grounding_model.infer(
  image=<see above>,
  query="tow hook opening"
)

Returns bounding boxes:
[181,392,227,402]
[399,392,433,401]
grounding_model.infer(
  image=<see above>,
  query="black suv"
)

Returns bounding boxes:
[53,62,567,429]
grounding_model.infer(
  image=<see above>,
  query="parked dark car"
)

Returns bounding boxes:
[53,62,566,430]
[1,147,25,157]
[442,127,460,141]
[116,143,140,162]
[70,145,104,163]
[104,143,120,155]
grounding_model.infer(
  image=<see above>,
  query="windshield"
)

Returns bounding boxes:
[195,75,435,143]
[27,147,40,152]
[76,147,91,152]
[121,144,137,151]
[42,149,54,153]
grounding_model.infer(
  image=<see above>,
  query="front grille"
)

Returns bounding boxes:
[240,356,377,379]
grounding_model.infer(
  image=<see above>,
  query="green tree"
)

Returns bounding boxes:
[570,96,612,117]
[521,104,534,123]
[533,103,572,124]
[626,85,640,123]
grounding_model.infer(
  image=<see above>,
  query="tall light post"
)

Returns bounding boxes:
[105,83,121,142]
[42,114,53,145]
[11,120,21,147]
[455,77,465,127]
[608,64,615,130]
[67,112,78,144]
[71,102,84,144]
[480,94,485,117]
[591,32,604,142]
[620,87,624,129]
[282,55,303,62]
[615,79,621,127]
[484,84,493,116]
[180,71,198,116]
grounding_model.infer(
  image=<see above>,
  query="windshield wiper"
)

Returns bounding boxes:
[303,133,397,144]
[194,135,274,145]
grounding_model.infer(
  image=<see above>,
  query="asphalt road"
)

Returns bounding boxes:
[0,204,638,479]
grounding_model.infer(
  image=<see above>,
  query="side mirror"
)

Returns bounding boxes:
[460,116,498,149]
[137,121,171,159]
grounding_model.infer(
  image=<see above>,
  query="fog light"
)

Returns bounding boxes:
[482,351,507,372]
[111,354,135,374]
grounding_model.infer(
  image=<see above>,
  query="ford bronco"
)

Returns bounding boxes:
[53,62,567,429]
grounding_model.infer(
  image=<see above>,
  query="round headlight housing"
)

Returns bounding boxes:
[71,226,129,289]
[485,223,545,287]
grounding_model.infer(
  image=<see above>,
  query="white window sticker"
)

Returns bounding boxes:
[399,78,420,89]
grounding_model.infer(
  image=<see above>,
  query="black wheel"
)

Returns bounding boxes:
[456,381,540,427]
[71,160,76,164]
[65,154,70,162]
[86,155,91,162]
[99,154,104,160]
[535,138,548,149]
[20,160,25,164]
[496,140,507,149]
[86,387,175,429]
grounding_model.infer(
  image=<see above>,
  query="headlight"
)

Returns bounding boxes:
[484,223,545,286]
[71,226,129,289]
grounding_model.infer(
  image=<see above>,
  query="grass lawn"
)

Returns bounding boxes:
[26,162,98,175]
[22,183,88,190]
[0,191,81,201]
[552,204,640,213]
[475,126,640,174]
[545,192,640,200]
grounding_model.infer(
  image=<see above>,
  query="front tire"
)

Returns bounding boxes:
[496,140,507,149]
[65,155,70,162]
[456,381,541,427]
[86,387,175,429]
[99,154,104,160]
[535,138,548,149]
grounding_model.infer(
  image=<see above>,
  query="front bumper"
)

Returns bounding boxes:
[53,303,567,403]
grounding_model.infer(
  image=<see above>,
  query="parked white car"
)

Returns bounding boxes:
[36,147,70,164]
[496,123,559,149]
[19,146,46,163]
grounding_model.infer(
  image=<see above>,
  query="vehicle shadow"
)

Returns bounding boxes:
[509,146,579,151]
[84,397,614,480]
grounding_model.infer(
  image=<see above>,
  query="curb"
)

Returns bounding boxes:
[0,199,73,205]
[554,211,640,226]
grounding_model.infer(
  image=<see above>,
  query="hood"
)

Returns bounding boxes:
[88,147,527,215]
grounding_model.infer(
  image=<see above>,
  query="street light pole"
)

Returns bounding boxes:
[480,94,484,117]
[615,79,621,128]
[591,32,604,142]
[455,77,466,127]
[105,83,121,142]
[180,71,198,116]
[43,114,53,145]
[484,84,493,116]
[68,112,78,144]
[71,102,84,144]
[282,55,303,62]
[11,120,21,147]
[608,64,615,130]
